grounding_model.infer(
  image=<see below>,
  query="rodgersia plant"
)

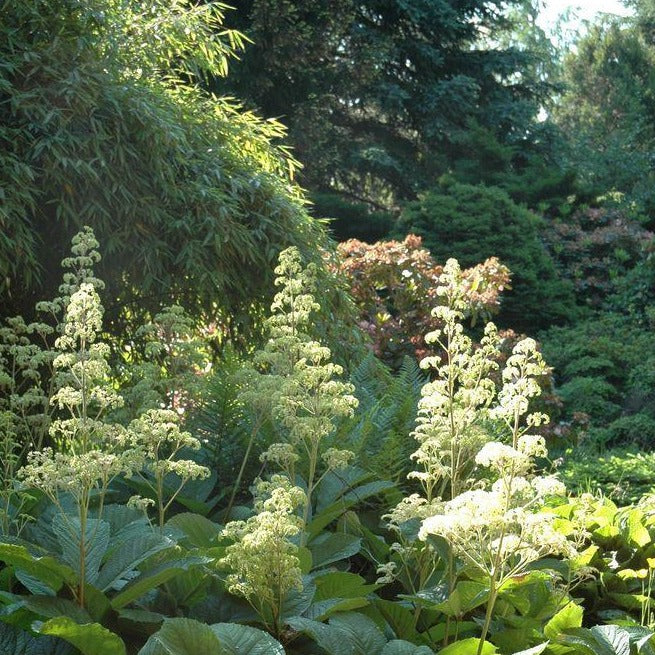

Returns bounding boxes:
[229,247,358,535]
[384,259,575,654]
[220,475,306,637]
[15,228,209,605]
[18,280,138,606]
[411,259,502,501]
[123,409,209,528]
[120,304,211,419]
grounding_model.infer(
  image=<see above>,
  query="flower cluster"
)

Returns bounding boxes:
[237,247,358,534]
[405,260,502,502]
[419,487,575,577]
[380,257,575,649]
[122,409,209,526]
[220,475,305,629]
[120,304,211,418]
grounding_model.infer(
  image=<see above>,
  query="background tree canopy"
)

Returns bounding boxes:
[218,0,570,236]
[0,0,326,338]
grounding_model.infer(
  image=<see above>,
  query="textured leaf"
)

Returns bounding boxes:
[304,597,369,621]
[166,513,221,548]
[330,612,386,655]
[590,625,631,655]
[625,509,651,548]
[0,544,76,593]
[314,571,375,601]
[138,618,225,655]
[0,622,73,655]
[439,638,497,655]
[437,581,489,616]
[37,616,126,655]
[559,625,632,655]
[96,532,173,592]
[286,616,353,655]
[544,602,584,640]
[511,643,549,655]
[21,596,92,624]
[14,571,55,597]
[211,623,284,654]
[380,641,435,655]
[110,556,209,609]
[99,505,142,534]
[375,599,421,642]
[281,577,316,619]
[52,515,110,586]
[309,533,362,569]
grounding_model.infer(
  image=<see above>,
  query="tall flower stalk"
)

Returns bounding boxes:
[19,278,134,607]
[220,475,306,637]
[384,258,575,652]
[234,248,358,539]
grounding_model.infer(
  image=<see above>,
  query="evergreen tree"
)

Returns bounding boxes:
[219,0,563,223]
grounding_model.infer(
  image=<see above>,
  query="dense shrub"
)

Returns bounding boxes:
[560,448,655,503]
[334,235,510,367]
[543,205,654,308]
[395,179,577,332]
[542,313,655,448]
[0,0,326,340]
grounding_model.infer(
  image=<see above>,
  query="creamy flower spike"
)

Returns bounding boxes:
[237,247,358,538]
[220,475,305,621]
[381,256,574,644]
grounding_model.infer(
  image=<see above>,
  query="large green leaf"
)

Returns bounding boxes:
[559,625,632,655]
[211,623,284,654]
[281,581,316,621]
[329,612,386,655]
[96,532,174,592]
[0,544,76,593]
[622,627,655,655]
[110,556,209,609]
[375,599,421,642]
[14,572,56,597]
[307,570,375,617]
[314,571,376,601]
[380,641,435,654]
[52,516,110,586]
[436,581,489,616]
[511,644,549,655]
[309,533,362,570]
[98,505,142,535]
[0,622,73,655]
[304,597,369,621]
[165,568,210,609]
[37,616,126,655]
[286,616,352,655]
[166,514,221,548]
[624,509,651,548]
[438,638,497,655]
[20,596,92,624]
[544,602,584,640]
[138,618,225,655]
[588,625,630,655]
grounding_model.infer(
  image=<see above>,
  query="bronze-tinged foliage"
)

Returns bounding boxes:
[334,235,510,368]
[0,0,326,339]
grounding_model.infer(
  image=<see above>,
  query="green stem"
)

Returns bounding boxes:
[477,578,498,655]
[300,440,318,546]
[225,420,260,522]
[443,549,457,647]
[157,473,165,530]
[78,500,87,608]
